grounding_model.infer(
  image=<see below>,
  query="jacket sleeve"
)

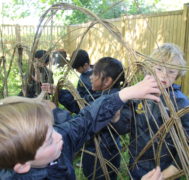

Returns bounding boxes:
[58,89,80,114]
[56,93,124,152]
[84,91,102,103]
[53,108,72,125]
[0,169,13,180]
[112,101,133,135]
[77,72,94,98]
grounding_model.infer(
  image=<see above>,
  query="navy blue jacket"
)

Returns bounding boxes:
[82,88,122,180]
[58,69,93,114]
[77,69,93,98]
[83,88,121,147]
[117,84,189,179]
[2,93,123,180]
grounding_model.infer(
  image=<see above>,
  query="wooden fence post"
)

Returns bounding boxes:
[181,3,189,96]
[66,25,71,55]
[15,24,21,44]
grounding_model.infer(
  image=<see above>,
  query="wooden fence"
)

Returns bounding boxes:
[0,24,65,49]
[1,3,189,95]
[66,3,189,96]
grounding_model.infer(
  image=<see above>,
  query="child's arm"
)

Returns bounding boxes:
[119,75,160,103]
[56,93,124,152]
[53,107,72,125]
[142,166,164,180]
[162,165,179,179]
[57,75,160,152]
[112,75,160,134]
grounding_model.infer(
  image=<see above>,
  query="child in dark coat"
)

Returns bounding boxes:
[82,57,125,180]
[116,43,189,179]
[0,75,160,180]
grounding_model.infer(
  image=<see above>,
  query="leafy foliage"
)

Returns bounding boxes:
[1,0,163,25]
[41,0,162,24]
[2,0,46,20]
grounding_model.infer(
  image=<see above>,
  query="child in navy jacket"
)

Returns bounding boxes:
[116,43,189,179]
[58,49,93,114]
[82,57,125,180]
[0,75,160,180]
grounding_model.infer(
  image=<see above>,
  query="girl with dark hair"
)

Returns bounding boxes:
[82,57,125,180]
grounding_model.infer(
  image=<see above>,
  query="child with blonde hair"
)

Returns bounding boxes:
[116,43,189,179]
[0,75,160,179]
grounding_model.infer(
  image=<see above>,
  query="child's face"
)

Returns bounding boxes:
[90,73,103,91]
[30,127,63,168]
[76,66,85,74]
[76,63,90,74]
[153,61,179,88]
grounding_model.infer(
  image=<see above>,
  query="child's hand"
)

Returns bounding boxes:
[141,167,163,180]
[119,75,161,102]
[41,83,55,94]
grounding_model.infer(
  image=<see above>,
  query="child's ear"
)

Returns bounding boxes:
[13,162,31,174]
[83,63,90,70]
[104,77,113,89]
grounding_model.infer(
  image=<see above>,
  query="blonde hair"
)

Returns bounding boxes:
[150,43,186,76]
[0,96,53,169]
